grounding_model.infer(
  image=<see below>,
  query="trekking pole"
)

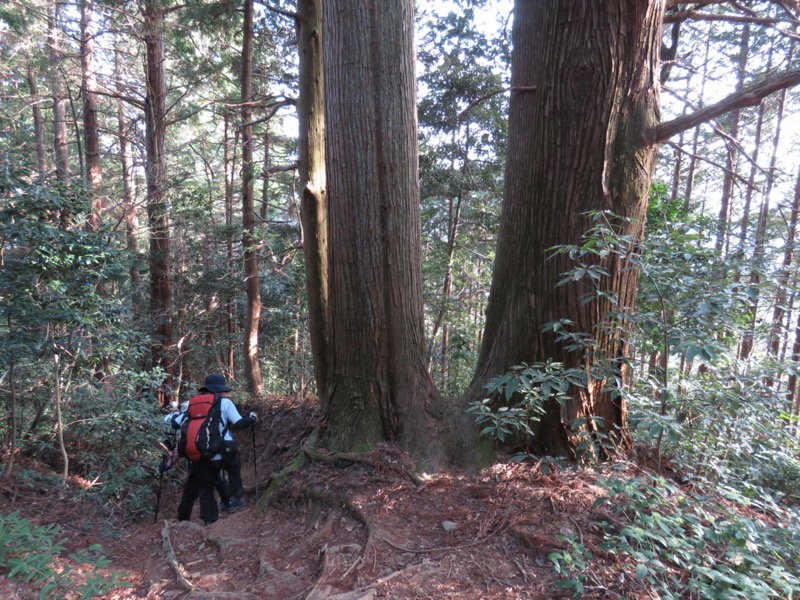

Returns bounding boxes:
[154,469,164,524]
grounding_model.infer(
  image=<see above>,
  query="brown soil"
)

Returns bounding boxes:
[0,396,672,599]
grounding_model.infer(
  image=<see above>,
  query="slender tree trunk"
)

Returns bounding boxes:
[320,0,445,458]
[241,0,263,396]
[428,193,462,388]
[4,350,18,479]
[82,0,103,221]
[770,165,800,375]
[48,0,69,182]
[715,22,749,255]
[741,54,787,362]
[468,1,663,457]
[53,352,69,485]
[788,308,800,417]
[297,0,329,403]
[224,114,237,377]
[115,38,142,308]
[82,0,111,387]
[737,101,766,360]
[143,0,174,385]
[26,65,47,181]
[261,130,270,222]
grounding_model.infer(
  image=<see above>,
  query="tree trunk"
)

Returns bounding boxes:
[82,0,111,387]
[770,165,800,376]
[143,0,174,384]
[468,1,663,457]
[53,352,69,485]
[82,0,103,221]
[715,22,749,255]
[115,36,142,305]
[320,0,444,458]
[26,65,47,181]
[297,0,329,403]
[428,192,462,389]
[48,0,69,182]
[4,350,18,478]
[240,0,263,396]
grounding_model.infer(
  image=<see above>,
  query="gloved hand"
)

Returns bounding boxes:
[249,411,258,423]
[158,460,169,474]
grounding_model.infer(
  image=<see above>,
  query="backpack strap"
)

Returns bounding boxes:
[212,391,232,442]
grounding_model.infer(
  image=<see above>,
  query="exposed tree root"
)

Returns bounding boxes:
[255,452,308,511]
[160,521,197,593]
[181,520,228,562]
[302,442,427,487]
[304,544,375,600]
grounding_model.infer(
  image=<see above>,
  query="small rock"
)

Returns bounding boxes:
[441,520,457,532]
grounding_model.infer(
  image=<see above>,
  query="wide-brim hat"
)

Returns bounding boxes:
[200,373,231,393]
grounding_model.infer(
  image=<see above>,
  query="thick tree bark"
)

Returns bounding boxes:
[320,0,444,458]
[241,0,264,396]
[468,1,664,457]
[143,0,174,383]
[296,0,329,404]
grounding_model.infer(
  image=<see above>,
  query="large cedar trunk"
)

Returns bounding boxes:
[469,1,664,457]
[143,0,174,381]
[319,0,442,457]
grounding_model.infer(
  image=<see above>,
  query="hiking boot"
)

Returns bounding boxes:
[219,500,230,512]
[204,518,218,526]
[226,496,245,512]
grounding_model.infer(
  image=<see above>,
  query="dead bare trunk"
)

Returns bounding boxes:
[297,0,329,403]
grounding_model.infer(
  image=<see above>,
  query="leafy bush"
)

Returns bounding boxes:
[467,360,585,447]
[0,511,130,598]
[548,475,800,598]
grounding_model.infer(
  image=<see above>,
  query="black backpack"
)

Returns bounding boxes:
[178,392,228,461]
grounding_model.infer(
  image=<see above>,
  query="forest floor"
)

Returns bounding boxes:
[0,395,737,599]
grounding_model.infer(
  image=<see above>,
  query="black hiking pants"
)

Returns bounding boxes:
[177,460,227,524]
[221,440,244,499]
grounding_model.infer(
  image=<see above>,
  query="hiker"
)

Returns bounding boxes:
[159,403,231,520]
[171,373,257,525]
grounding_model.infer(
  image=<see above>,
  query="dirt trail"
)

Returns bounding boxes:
[1,396,631,599]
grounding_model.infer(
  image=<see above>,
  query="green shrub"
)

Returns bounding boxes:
[548,474,800,598]
[0,511,130,599]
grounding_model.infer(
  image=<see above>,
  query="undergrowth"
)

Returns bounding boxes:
[549,474,800,598]
[0,511,130,598]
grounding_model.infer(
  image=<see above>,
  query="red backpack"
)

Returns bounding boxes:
[177,392,228,461]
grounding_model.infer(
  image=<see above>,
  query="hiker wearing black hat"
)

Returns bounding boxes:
[171,373,257,525]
